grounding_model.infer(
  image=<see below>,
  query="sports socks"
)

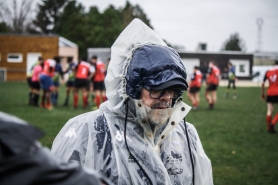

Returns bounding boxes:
[74,94,78,107]
[29,92,33,104]
[266,115,272,129]
[272,114,278,125]
[102,96,107,102]
[51,93,59,105]
[95,95,101,108]
[225,89,229,98]
[193,102,198,107]
[33,94,39,106]
[82,95,88,108]
[41,93,46,107]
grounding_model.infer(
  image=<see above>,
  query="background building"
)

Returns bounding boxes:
[179,51,254,80]
[0,34,78,81]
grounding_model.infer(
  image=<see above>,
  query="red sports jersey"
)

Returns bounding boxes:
[93,61,106,82]
[207,66,220,85]
[75,61,95,79]
[264,66,278,96]
[190,70,202,87]
[41,59,56,77]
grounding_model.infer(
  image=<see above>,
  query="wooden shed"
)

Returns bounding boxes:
[0,34,59,81]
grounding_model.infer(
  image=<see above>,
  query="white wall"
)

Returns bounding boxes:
[252,65,274,82]
[181,58,200,78]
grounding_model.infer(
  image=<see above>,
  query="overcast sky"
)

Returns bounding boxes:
[78,0,278,53]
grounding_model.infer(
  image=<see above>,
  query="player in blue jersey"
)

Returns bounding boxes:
[226,62,237,99]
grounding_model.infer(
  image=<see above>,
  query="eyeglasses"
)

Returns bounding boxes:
[147,88,181,99]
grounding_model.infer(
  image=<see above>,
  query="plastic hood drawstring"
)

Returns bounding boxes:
[184,117,195,185]
[124,97,153,185]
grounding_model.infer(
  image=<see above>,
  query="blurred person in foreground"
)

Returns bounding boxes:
[90,55,107,110]
[0,111,110,185]
[52,19,213,185]
[205,61,221,110]
[225,62,237,99]
[187,66,202,110]
[73,58,95,109]
[261,61,278,133]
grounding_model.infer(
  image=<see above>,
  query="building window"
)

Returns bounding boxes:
[7,53,23,63]
[229,59,250,77]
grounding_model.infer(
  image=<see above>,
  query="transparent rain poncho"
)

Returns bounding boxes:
[51,19,213,185]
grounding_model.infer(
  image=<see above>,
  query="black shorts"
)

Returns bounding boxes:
[31,81,41,90]
[26,77,32,87]
[266,95,278,103]
[66,80,74,87]
[189,87,200,93]
[206,84,218,91]
[93,81,105,91]
[227,80,236,89]
[74,78,89,89]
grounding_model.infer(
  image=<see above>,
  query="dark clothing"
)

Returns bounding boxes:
[206,84,218,91]
[26,77,32,87]
[189,87,200,93]
[31,81,41,90]
[200,66,208,82]
[266,95,278,103]
[227,80,236,89]
[227,66,236,89]
[0,112,109,185]
[66,80,74,87]
[93,81,105,91]
[74,78,90,89]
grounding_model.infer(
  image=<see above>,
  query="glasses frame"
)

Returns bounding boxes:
[147,88,181,100]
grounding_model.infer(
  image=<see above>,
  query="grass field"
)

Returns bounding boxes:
[0,82,277,185]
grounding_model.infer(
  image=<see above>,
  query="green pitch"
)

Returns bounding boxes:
[0,82,277,184]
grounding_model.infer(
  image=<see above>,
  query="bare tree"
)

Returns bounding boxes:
[0,0,34,33]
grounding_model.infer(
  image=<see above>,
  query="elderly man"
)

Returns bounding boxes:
[52,19,213,185]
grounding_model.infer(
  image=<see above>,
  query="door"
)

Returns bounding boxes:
[26,53,41,75]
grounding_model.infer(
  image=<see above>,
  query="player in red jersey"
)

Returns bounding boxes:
[205,61,221,110]
[73,59,95,108]
[39,59,56,110]
[187,66,202,110]
[261,61,278,133]
[90,56,107,109]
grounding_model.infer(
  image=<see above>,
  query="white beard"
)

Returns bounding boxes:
[144,104,174,125]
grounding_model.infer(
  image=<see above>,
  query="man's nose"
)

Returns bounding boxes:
[159,91,171,101]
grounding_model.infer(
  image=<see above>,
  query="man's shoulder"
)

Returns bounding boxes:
[68,110,104,125]
[51,110,106,155]
[184,122,197,133]
[176,121,198,137]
